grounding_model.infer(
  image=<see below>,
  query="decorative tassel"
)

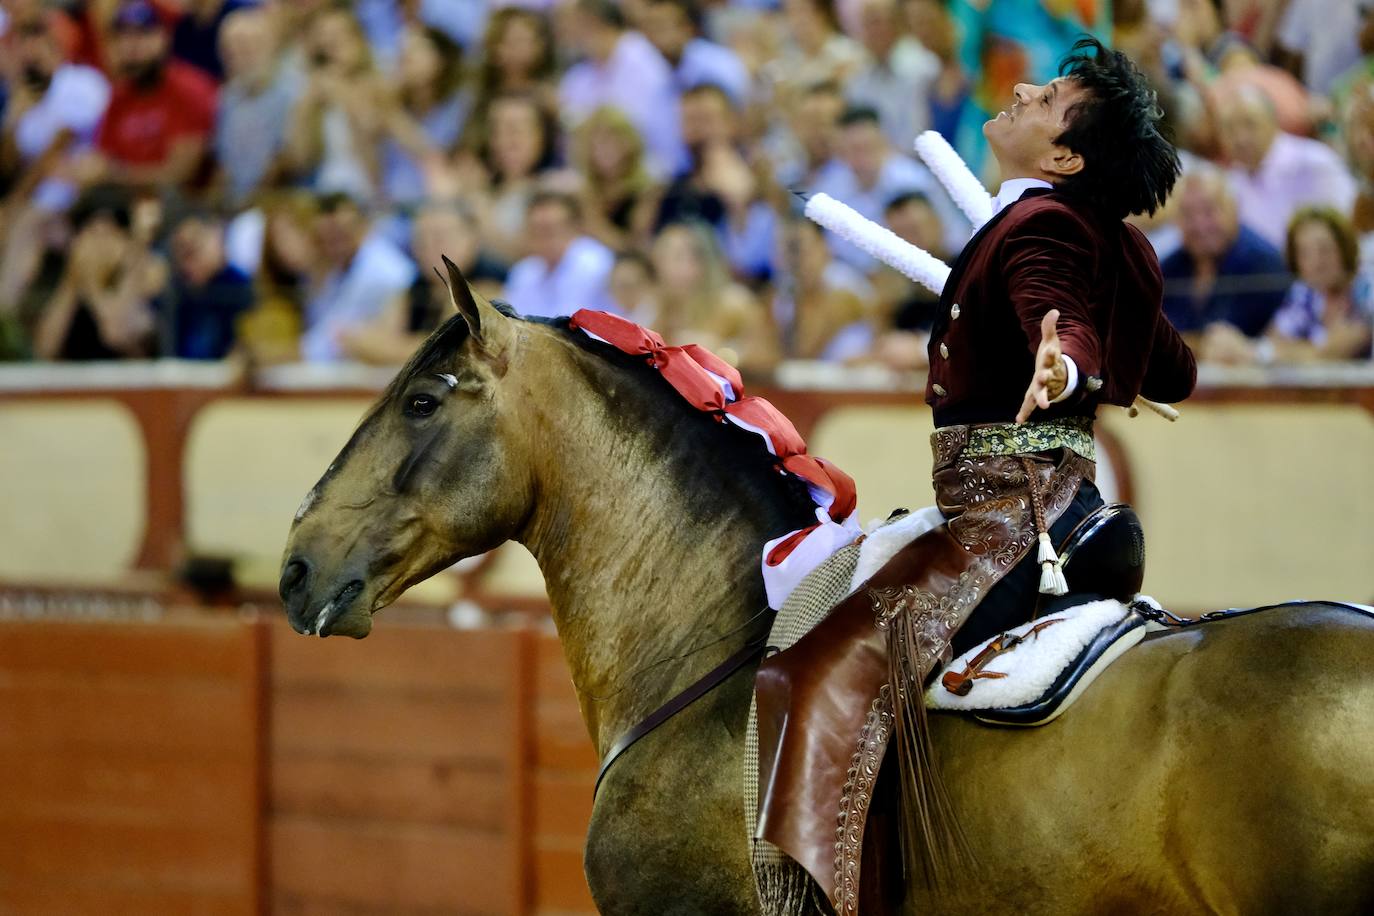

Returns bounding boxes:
[1052,561,1069,596]
[1038,561,1059,595]
[1036,531,1057,565]
[804,193,951,295]
[1038,558,1069,596]
[913,130,995,230]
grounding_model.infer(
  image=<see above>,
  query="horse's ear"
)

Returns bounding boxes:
[440,255,508,351]
[440,255,483,335]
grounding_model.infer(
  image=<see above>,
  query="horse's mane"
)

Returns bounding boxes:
[389,306,817,525]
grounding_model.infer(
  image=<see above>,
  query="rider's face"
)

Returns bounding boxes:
[983,78,1086,180]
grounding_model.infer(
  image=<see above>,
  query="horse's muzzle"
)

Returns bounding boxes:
[280,556,371,638]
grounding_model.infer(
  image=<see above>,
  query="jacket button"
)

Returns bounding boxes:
[950,303,961,319]
[939,342,949,359]
[932,383,948,397]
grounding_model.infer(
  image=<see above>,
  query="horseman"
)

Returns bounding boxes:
[755,37,1198,910]
[929,35,1196,655]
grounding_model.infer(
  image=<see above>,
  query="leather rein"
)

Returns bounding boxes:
[593,609,775,799]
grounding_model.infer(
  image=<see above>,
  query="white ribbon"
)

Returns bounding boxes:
[804,193,951,296]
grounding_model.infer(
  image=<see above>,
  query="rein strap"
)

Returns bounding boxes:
[594,623,773,799]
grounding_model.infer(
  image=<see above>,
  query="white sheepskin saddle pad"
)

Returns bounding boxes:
[925,597,1149,726]
[835,507,1150,726]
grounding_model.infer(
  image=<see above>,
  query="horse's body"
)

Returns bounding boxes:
[280,277,1374,914]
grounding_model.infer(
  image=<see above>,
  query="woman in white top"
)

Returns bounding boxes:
[285,9,395,204]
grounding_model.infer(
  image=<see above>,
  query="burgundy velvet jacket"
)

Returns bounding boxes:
[925,187,1197,427]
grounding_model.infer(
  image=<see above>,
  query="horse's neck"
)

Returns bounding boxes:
[517,341,791,753]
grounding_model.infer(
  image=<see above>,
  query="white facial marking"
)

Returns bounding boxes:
[314,602,334,637]
[436,373,458,389]
[295,487,318,521]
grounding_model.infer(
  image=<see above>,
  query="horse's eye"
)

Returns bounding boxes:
[407,393,439,417]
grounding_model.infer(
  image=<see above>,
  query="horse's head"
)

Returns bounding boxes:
[279,258,534,637]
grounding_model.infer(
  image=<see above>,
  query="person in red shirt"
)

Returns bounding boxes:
[94,1,216,188]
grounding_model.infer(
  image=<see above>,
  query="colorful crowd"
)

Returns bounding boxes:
[0,0,1369,373]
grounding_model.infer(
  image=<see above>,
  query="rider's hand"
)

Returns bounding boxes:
[1015,309,1068,424]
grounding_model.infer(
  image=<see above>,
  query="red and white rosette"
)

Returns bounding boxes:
[570,309,861,608]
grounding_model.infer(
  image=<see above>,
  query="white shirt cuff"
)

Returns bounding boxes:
[1048,354,1079,404]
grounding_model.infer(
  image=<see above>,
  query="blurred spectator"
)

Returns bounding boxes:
[285,8,392,203]
[234,191,315,365]
[773,214,874,362]
[0,12,110,312]
[33,184,167,360]
[559,0,683,176]
[648,220,776,369]
[1209,37,1313,137]
[575,106,659,251]
[640,0,750,106]
[213,8,301,208]
[608,249,658,325]
[1268,208,1374,359]
[654,83,777,281]
[338,200,504,365]
[352,0,485,70]
[1346,83,1374,265]
[381,25,469,207]
[1329,8,1374,112]
[1217,84,1357,249]
[1273,0,1362,96]
[162,210,252,358]
[775,0,868,91]
[502,191,614,318]
[868,190,944,369]
[300,192,416,362]
[171,0,254,81]
[772,80,846,188]
[1208,207,1374,364]
[0,12,109,210]
[811,105,968,271]
[52,0,177,74]
[95,2,218,189]
[460,92,563,263]
[847,0,939,152]
[902,0,970,145]
[464,8,557,153]
[1161,168,1290,340]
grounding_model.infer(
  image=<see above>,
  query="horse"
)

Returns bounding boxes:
[279,265,1374,915]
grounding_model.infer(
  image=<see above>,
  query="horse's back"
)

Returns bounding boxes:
[925,601,1374,916]
[1139,601,1374,914]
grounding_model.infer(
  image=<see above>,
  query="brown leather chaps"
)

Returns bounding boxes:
[754,441,1094,914]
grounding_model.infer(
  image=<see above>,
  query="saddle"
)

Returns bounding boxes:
[928,503,1151,724]
[751,500,1147,913]
[922,504,1149,726]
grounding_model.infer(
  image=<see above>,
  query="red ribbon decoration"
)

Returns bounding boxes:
[569,309,858,567]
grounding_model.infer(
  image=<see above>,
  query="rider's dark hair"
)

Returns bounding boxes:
[1053,37,1180,220]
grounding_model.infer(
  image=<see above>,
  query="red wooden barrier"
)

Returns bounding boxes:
[0,616,263,916]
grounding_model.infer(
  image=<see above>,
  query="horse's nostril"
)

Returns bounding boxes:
[279,558,310,599]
